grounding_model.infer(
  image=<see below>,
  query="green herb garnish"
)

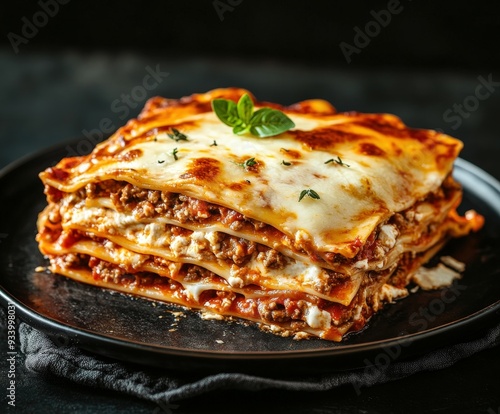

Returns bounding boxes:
[210,140,218,146]
[298,189,320,202]
[172,148,179,160]
[244,158,257,167]
[168,128,188,142]
[324,156,350,167]
[233,157,257,170]
[211,93,295,138]
[281,160,292,166]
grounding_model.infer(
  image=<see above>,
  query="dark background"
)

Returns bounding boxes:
[1,0,500,72]
[1,1,500,176]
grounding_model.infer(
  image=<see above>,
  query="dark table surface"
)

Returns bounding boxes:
[0,50,499,413]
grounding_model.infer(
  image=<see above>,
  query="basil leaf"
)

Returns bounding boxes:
[233,124,250,135]
[212,95,295,138]
[237,93,254,125]
[212,99,240,127]
[249,108,295,138]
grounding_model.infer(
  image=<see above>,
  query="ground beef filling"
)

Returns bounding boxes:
[46,180,400,268]
[43,175,459,284]
[43,187,350,288]
[78,180,393,266]
[85,180,268,231]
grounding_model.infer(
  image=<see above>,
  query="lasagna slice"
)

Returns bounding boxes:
[36,88,484,341]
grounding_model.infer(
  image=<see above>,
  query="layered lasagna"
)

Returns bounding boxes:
[36,88,484,341]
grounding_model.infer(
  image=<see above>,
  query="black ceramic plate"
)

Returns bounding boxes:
[0,141,499,375]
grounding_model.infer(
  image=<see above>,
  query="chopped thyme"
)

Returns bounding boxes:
[210,140,218,146]
[324,156,350,167]
[233,157,257,169]
[243,158,257,167]
[157,160,165,164]
[281,160,292,166]
[168,128,188,142]
[172,148,179,160]
[298,189,320,202]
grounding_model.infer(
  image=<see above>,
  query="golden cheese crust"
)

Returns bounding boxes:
[40,88,462,259]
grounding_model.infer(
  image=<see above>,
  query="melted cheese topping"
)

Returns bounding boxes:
[40,88,462,258]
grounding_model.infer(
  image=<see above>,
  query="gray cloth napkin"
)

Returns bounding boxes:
[18,320,500,405]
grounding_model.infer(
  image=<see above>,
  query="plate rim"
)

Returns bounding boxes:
[1,287,498,361]
[0,141,499,367]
